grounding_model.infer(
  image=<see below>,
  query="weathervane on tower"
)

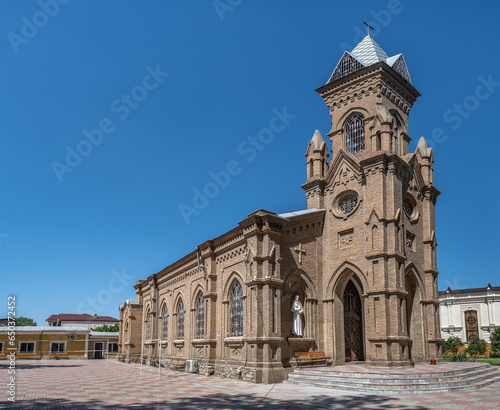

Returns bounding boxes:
[363,21,375,36]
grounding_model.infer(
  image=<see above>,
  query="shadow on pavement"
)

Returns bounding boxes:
[0,392,431,409]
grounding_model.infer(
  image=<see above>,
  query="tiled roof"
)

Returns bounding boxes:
[438,283,499,296]
[327,35,412,85]
[45,314,119,323]
[278,209,324,219]
[350,35,389,66]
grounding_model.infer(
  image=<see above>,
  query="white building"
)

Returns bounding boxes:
[439,282,499,343]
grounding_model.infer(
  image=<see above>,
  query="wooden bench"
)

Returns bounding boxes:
[150,357,160,366]
[164,357,186,368]
[294,351,330,367]
[117,354,126,360]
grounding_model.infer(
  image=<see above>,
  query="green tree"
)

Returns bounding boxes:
[17,316,37,326]
[465,337,487,361]
[92,324,119,332]
[442,336,464,357]
[491,328,500,357]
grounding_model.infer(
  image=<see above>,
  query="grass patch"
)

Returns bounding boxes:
[444,356,500,366]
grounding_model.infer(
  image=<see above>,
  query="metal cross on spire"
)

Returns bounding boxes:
[363,21,375,36]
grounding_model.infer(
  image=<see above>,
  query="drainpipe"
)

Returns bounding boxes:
[153,275,159,357]
[38,330,43,359]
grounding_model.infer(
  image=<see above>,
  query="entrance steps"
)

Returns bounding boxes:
[283,362,500,394]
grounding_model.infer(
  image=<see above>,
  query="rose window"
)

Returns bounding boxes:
[339,195,358,214]
[403,199,413,217]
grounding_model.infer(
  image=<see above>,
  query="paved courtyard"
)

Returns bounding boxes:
[1,360,499,409]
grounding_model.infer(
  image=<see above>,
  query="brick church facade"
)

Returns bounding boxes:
[118,34,442,383]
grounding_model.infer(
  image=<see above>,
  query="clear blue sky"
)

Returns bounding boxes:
[1,1,499,326]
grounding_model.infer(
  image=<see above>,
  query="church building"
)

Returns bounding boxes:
[118,34,442,383]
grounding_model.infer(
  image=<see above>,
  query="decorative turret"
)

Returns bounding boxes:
[415,136,434,185]
[305,130,329,180]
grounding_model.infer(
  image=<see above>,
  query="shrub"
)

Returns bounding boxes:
[442,336,464,357]
[490,328,500,357]
[465,337,487,361]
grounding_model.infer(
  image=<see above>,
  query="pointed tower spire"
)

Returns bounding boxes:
[305,130,329,181]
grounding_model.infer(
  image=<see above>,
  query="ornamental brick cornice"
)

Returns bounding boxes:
[316,62,420,115]
[360,152,410,171]
[423,186,441,203]
[300,178,326,193]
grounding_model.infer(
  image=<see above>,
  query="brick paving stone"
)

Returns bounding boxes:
[0,360,499,409]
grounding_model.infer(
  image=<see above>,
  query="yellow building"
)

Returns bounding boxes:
[0,326,119,359]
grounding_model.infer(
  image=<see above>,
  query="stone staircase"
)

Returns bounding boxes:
[283,362,500,394]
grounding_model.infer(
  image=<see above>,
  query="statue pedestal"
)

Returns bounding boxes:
[287,337,316,362]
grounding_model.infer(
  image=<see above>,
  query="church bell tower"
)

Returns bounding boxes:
[303,33,442,366]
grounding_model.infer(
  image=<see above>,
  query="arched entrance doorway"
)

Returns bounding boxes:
[405,270,424,361]
[343,280,364,361]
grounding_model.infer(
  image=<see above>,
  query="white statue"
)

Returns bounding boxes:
[291,295,304,336]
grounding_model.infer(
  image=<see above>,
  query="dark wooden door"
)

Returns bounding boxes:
[344,281,363,361]
[464,310,479,342]
[94,342,104,359]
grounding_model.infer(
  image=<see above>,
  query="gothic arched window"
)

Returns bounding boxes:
[125,320,129,342]
[229,282,243,337]
[176,300,184,339]
[393,116,401,155]
[195,294,205,339]
[161,306,168,340]
[344,113,365,154]
[146,312,151,340]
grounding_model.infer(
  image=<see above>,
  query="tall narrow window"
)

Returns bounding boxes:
[229,282,243,337]
[393,117,401,155]
[162,306,168,340]
[146,312,151,340]
[177,300,184,339]
[395,126,400,155]
[195,294,205,339]
[345,113,365,154]
[125,320,129,342]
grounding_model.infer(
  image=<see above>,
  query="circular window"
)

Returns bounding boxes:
[403,199,413,217]
[403,195,419,222]
[339,194,358,214]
